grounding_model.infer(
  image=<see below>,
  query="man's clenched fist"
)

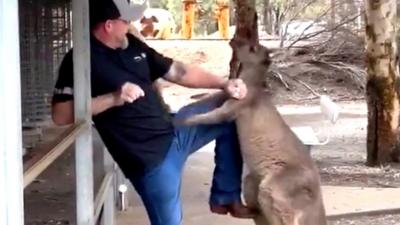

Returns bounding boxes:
[113,82,145,106]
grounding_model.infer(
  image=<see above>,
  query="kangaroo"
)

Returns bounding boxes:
[175,38,327,225]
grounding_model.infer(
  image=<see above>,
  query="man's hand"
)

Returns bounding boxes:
[224,79,247,100]
[113,82,145,106]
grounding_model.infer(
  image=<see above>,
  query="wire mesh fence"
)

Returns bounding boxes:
[19,0,72,150]
[19,0,72,128]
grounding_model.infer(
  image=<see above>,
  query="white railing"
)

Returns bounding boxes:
[0,0,25,224]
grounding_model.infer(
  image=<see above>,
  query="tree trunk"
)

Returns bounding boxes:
[365,0,400,166]
[263,0,273,34]
[329,0,335,30]
[357,1,363,32]
[230,0,258,79]
[272,6,282,36]
[343,1,349,28]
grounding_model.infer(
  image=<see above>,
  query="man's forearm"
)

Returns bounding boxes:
[91,93,119,115]
[180,66,227,89]
[165,61,228,89]
[164,61,248,100]
[52,93,118,125]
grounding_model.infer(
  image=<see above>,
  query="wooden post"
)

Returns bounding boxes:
[182,0,196,39]
[215,0,229,39]
[101,148,115,225]
[0,0,25,224]
[72,0,94,224]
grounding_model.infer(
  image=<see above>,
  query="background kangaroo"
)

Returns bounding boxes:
[175,38,327,225]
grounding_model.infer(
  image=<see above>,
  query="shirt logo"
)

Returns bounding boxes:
[133,53,146,62]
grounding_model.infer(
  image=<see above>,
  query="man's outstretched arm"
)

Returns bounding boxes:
[163,61,247,99]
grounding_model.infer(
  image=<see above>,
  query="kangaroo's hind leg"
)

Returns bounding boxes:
[244,174,270,225]
[258,178,301,225]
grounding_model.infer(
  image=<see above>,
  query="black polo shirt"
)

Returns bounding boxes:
[53,34,174,175]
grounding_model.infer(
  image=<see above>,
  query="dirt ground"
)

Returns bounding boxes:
[23,40,400,225]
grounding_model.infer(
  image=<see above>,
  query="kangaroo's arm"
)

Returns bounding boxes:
[175,98,246,126]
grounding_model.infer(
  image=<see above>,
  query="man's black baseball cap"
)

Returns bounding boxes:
[90,0,147,28]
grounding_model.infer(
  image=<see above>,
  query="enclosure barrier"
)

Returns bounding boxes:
[0,0,116,224]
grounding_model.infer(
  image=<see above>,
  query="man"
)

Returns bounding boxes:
[51,0,255,224]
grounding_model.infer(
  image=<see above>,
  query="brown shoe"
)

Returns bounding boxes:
[210,201,258,218]
[209,204,229,215]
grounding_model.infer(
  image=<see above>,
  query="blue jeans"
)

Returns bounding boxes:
[127,97,243,225]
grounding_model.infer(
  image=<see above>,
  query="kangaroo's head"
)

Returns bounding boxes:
[229,38,271,68]
[229,38,272,86]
